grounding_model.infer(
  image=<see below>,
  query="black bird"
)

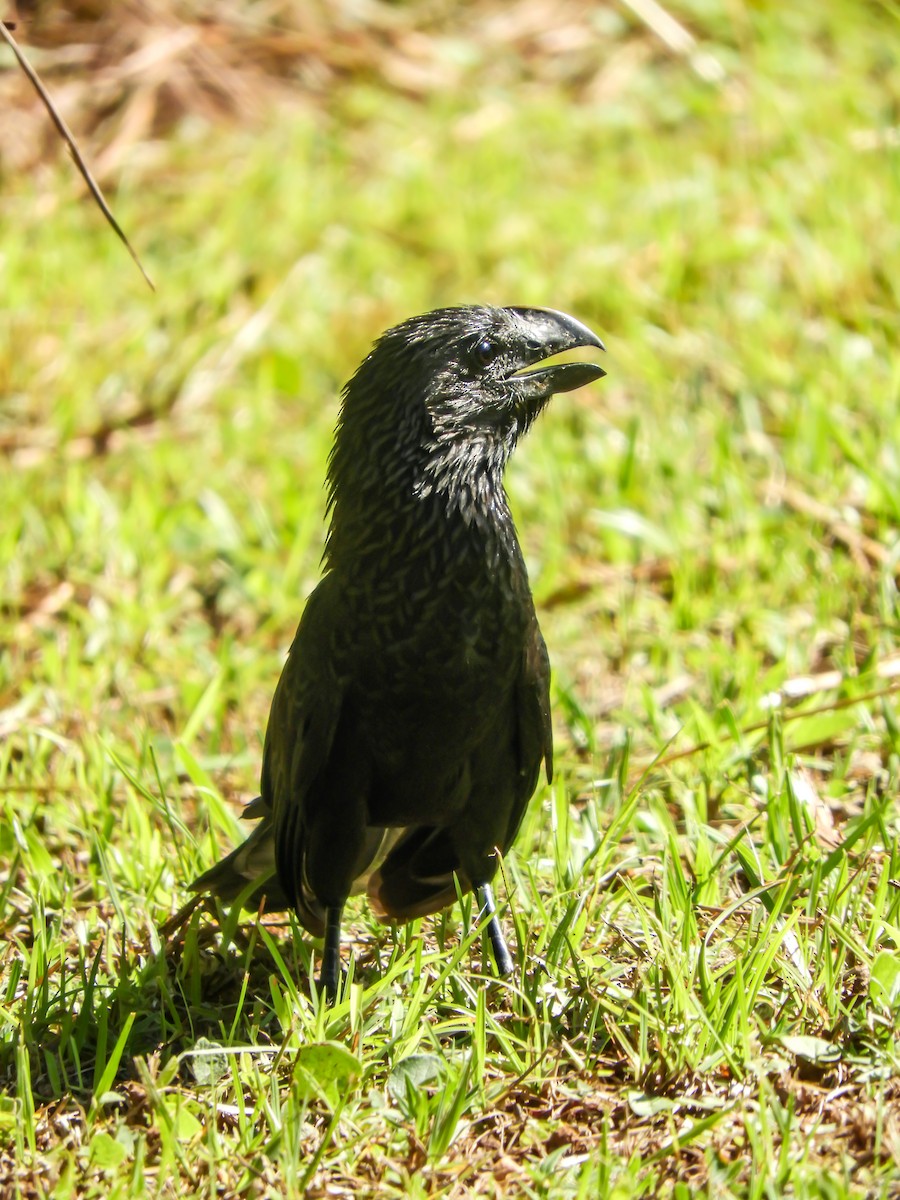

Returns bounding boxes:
[191,305,606,996]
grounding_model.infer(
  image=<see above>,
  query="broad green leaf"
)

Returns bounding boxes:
[777,1036,840,1064]
[388,1053,445,1103]
[89,1130,129,1169]
[294,1042,362,1102]
[870,951,900,1007]
[187,1037,229,1086]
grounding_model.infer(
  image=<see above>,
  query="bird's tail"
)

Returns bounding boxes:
[190,798,291,910]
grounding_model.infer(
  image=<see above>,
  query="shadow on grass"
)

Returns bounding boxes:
[1,907,318,1106]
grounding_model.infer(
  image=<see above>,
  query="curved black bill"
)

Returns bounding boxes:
[502,307,607,403]
[513,360,607,396]
[508,307,607,356]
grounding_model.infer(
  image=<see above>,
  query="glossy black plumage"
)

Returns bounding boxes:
[191,305,606,995]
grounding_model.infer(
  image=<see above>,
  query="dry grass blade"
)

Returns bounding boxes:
[650,676,900,771]
[0,19,154,290]
[768,480,897,574]
[619,0,725,83]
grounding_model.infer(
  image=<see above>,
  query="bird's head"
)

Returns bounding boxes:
[373,304,605,444]
[328,305,606,533]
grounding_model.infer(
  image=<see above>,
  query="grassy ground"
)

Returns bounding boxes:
[2,1,900,1195]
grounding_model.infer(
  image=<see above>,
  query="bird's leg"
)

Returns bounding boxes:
[476,882,514,977]
[320,904,344,1001]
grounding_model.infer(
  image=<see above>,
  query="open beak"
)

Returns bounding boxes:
[505,307,606,401]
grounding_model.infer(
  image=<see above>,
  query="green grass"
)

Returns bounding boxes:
[2,0,900,1195]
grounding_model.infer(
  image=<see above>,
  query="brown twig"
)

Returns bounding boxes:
[0,18,154,290]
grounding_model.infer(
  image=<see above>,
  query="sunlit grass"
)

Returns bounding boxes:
[2,0,900,1194]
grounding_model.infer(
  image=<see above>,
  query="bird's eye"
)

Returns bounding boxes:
[475,337,496,363]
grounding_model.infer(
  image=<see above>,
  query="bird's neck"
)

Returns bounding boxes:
[413,432,513,527]
[324,444,521,577]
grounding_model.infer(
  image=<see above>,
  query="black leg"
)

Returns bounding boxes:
[319,904,344,1001]
[477,882,514,976]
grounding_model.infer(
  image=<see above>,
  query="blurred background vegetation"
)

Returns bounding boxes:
[1,1,900,1196]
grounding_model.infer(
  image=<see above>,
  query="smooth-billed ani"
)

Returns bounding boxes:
[192,305,606,996]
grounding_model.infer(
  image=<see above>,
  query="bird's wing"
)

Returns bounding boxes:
[263,577,348,933]
[521,618,553,778]
[263,586,343,806]
[188,582,344,914]
[265,575,395,935]
[505,616,553,847]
